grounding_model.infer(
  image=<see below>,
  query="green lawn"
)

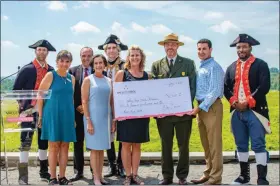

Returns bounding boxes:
[1,91,279,152]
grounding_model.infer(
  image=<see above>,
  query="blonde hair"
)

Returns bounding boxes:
[103,44,121,52]
[124,45,146,71]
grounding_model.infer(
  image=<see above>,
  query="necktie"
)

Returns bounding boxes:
[169,59,174,70]
[84,68,88,79]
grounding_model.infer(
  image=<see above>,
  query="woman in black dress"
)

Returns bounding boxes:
[114,45,150,185]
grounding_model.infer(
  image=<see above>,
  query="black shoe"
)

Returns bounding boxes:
[101,179,109,185]
[69,173,84,182]
[117,166,126,178]
[257,165,269,185]
[158,178,173,185]
[58,177,73,185]
[104,165,117,177]
[49,178,59,185]
[40,172,51,182]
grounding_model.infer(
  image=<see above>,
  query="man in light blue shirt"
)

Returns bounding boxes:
[190,39,224,185]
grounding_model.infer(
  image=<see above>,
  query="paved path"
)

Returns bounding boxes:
[1,161,279,185]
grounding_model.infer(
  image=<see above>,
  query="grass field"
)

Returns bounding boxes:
[1,91,279,152]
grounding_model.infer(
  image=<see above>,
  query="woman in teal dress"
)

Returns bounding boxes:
[81,54,115,185]
[37,50,76,185]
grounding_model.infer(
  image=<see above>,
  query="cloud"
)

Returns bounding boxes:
[150,24,172,35]
[111,22,130,42]
[45,1,67,11]
[131,22,172,35]
[73,1,99,9]
[71,21,101,34]
[131,22,148,33]
[180,35,196,44]
[2,15,8,21]
[265,48,279,55]
[204,11,223,20]
[209,20,240,34]
[1,40,19,48]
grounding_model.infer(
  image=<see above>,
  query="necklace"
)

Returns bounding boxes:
[61,76,67,84]
[57,71,67,84]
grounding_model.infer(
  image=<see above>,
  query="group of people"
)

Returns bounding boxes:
[12,32,271,185]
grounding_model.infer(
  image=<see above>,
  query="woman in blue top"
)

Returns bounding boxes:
[37,50,76,185]
[81,54,115,185]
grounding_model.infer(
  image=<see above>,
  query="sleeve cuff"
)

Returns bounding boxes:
[246,95,256,108]
[199,104,209,112]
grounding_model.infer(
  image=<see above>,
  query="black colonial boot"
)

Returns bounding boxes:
[117,163,126,178]
[232,162,250,184]
[18,162,28,185]
[104,162,117,177]
[39,160,50,182]
[257,165,269,185]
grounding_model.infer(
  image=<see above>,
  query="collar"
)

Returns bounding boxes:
[167,55,177,63]
[33,58,48,70]
[108,57,118,64]
[237,54,256,65]
[82,65,92,70]
[200,57,214,67]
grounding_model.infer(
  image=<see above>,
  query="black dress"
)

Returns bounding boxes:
[116,69,150,143]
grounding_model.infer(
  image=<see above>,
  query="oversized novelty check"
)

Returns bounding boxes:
[113,77,192,120]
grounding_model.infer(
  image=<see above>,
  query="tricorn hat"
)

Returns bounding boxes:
[230,33,260,47]
[98,34,128,51]
[158,33,184,46]
[29,39,56,51]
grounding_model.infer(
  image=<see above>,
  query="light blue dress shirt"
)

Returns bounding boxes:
[195,57,225,112]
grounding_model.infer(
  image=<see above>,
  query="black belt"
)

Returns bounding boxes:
[197,98,220,105]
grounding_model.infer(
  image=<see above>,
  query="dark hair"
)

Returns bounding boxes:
[80,46,93,56]
[56,50,73,62]
[197,39,212,49]
[90,54,107,68]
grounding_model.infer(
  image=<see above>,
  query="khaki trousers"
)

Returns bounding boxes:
[197,99,223,184]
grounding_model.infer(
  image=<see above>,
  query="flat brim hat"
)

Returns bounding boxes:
[98,34,128,51]
[230,33,260,47]
[29,39,56,51]
[158,33,184,46]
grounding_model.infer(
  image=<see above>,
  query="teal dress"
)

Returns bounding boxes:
[41,70,76,142]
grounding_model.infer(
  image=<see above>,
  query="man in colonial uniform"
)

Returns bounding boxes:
[98,34,128,178]
[151,33,196,185]
[224,33,271,185]
[13,39,56,184]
